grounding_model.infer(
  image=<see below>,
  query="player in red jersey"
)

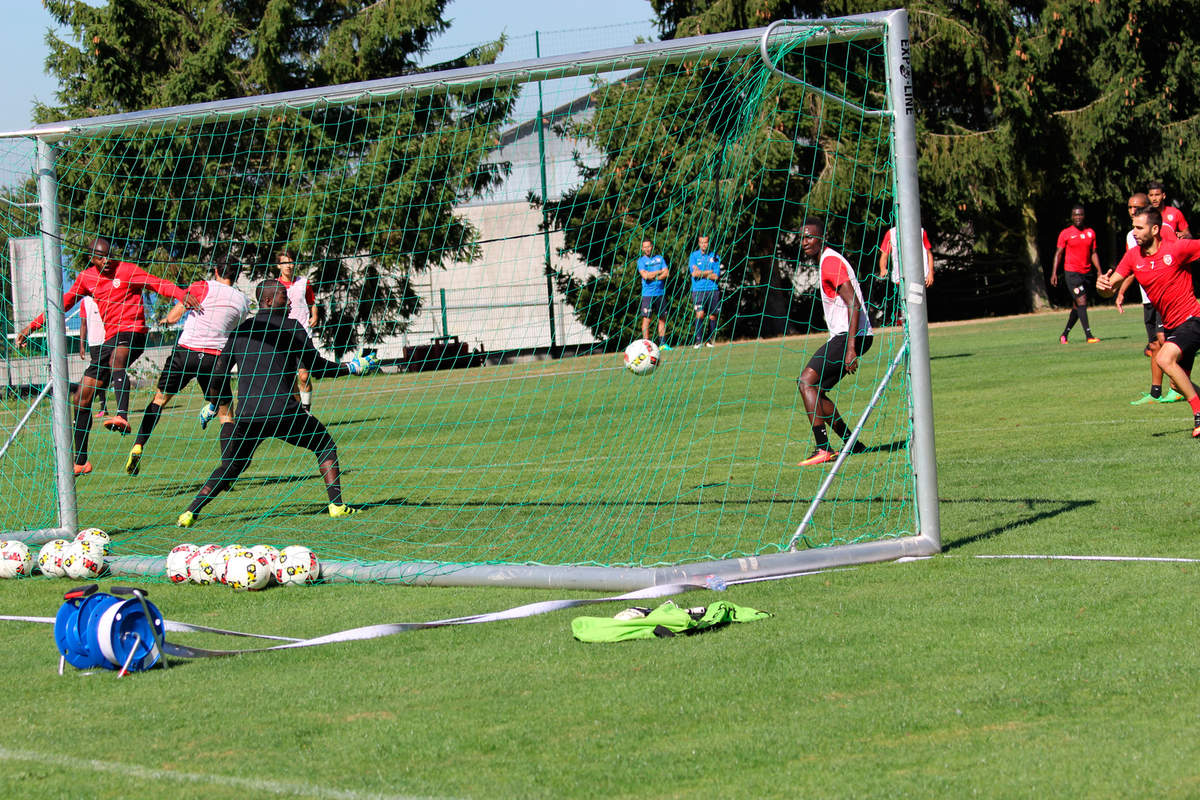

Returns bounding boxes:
[1147,180,1189,238]
[797,216,872,466]
[15,237,199,474]
[1050,205,1102,343]
[1098,208,1200,437]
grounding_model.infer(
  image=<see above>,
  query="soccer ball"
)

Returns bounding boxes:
[249,544,280,580]
[75,528,110,552]
[276,545,319,586]
[216,545,252,584]
[0,541,33,578]
[225,553,272,591]
[38,539,70,578]
[166,543,199,583]
[190,545,226,585]
[61,540,104,579]
[623,339,660,376]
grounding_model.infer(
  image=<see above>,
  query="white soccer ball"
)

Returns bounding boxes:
[166,543,199,584]
[225,553,272,591]
[623,339,661,376]
[75,528,110,552]
[38,539,70,578]
[61,540,104,580]
[190,546,226,585]
[276,545,319,586]
[216,545,251,584]
[0,541,33,578]
[249,545,280,580]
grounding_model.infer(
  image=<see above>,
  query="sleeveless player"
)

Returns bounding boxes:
[15,237,198,475]
[276,250,318,412]
[176,279,377,527]
[1050,205,1102,343]
[637,240,671,350]
[78,296,109,419]
[797,217,873,466]
[125,259,251,476]
[688,235,721,348]
[1099,208,1200,438]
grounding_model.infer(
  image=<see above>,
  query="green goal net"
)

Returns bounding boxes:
[0,15,938,587]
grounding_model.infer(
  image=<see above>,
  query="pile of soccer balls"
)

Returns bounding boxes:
[166,543,320,590]
[0,528,110,579]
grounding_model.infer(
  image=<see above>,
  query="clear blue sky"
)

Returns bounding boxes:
[0,0,658,133]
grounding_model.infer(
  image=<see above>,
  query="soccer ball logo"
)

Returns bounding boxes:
[623,339,661,376]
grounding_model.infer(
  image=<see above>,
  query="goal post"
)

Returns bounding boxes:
[0,9,939,589]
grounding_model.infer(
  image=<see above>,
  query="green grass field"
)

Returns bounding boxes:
[4,306,1200,798]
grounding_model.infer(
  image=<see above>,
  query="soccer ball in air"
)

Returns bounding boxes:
[0,540,33,578]
[61,540,104,579]
[276,545,319,586]
[225,553,272,591]
[623,339,660,376]
[166,543,199,583]
[38,539,70,578]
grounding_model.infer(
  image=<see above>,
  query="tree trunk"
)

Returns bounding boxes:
[1022,203,1050,311]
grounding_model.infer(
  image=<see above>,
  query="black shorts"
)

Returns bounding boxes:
[83,331,146,384]
[157,344,232,406]
[86,344,108,384]
[229,410,337,463]
[1164,317,1200,374]
[1144,303,1165,343]
[639,294,666,319]
[803,333,874,391]
[1064,271,1091,300]
[692,290,721,317]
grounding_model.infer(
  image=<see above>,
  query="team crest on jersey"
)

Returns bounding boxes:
[1165,255,1174,266]
[111,278,122,288]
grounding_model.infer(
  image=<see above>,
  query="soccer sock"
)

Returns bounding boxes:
[812,425,831,451]
[830,415,850,441]
[1064,308,1078,334]
[1189,395,1200,415]
[319,457,344,505]
[1077,306,1092,337]
[219,422,235,455]
[97,389,107,413]
[72,405,92,465]
[1151,385,1163,399]
[707,318,717,340]
[694,318,704,344]
[111,370,131,418]
[186,486,221,514]
[134,402,162,446]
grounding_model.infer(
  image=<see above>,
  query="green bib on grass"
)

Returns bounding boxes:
[571,600,769,642]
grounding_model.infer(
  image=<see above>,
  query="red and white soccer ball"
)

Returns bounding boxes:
[0,540,33,578]
[75,528,111,552]
[166,543,199,583]
[38,539,70,578]
[61,540,104,580]
[189,544,225,585]
[276,545,319,586]
[623,339,661,376]
[250,545,280,580]
[225,553,272,591]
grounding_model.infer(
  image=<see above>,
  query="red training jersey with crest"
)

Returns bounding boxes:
[1056,226,1097,273]
[1162,205,1189,235]
[1114,237,1200,330]
[29,261,187,335]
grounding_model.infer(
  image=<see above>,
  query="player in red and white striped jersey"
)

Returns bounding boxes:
[276,250,319,413]
[15,237,198,475]
[125,258,251,476]
[1099,208,1200,437]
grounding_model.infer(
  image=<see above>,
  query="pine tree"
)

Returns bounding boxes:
[36,0,515,355]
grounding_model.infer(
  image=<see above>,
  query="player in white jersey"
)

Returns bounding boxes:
[276,250,319,412]
[797,216,874,467]
[125,258,251,475]
[78,296,110,419]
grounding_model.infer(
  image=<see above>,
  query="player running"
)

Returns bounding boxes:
[1050,204,1102,343]
[175,279,377,527]
[1098,207,1200,437]
[275,250,319,413]
[796,216,872,466]
[125,258,251,476]
[15,237,199,475]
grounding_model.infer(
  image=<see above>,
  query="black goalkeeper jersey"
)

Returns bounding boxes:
[219,310,347,418]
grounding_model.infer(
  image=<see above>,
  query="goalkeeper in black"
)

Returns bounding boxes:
[176,279,377,527]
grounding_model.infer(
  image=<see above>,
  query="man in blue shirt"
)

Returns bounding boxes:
[637,239,671,350]
[688,235,721,348]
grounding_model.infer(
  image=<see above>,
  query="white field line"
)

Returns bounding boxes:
[0,746,452,800]
[976,554,1200,563]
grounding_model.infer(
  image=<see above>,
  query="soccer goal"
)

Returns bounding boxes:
[0,9,938,589]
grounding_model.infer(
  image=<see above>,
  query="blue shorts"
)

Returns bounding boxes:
[639,294,666,319]
[692,290,721,317]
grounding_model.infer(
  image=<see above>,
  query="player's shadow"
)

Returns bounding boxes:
[940,497,1097,551]
[323,416,387,429]
[852,438,908,455]
[133,470,354,500]
[929,352,972,360]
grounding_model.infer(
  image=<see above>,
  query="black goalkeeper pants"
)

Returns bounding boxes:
[201,411,338,493]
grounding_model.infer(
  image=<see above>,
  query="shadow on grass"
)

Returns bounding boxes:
[940,497,1098,551]
[929,352,972,360]
[323,416,387,429]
